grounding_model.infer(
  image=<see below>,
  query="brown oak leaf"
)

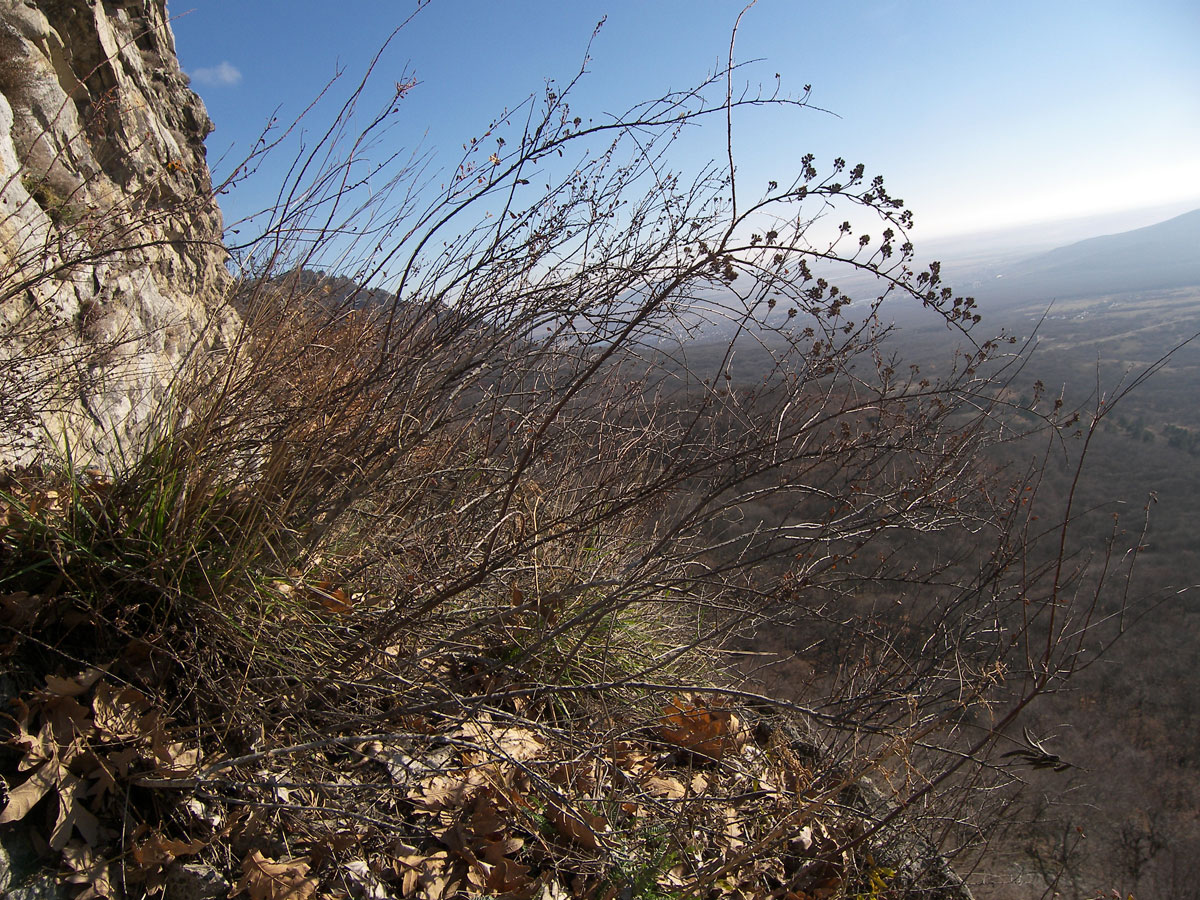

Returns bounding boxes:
[232,850,320,900]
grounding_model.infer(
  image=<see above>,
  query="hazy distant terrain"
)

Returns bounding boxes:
[946,207,1200,305]
[717,208,1200,899]
[882,213,1200,898]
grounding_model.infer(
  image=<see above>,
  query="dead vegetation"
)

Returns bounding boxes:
[0,16,1153,900]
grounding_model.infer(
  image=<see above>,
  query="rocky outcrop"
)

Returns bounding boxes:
[0,0,235,467]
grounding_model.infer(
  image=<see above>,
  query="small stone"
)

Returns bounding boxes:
[164,862,230,900]
[2,873,69,900]
[0,830,60,899]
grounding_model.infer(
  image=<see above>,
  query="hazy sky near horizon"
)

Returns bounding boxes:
[170,0,1199,244]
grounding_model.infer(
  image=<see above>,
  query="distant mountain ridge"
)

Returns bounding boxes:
[988,208,1200,302]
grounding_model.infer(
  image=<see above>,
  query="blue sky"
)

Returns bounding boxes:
[170,0,1199,244]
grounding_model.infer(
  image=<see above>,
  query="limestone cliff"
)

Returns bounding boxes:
[0,0,235,467]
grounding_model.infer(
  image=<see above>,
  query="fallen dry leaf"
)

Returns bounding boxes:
[458,721,545,763]
[656,695,746,760]
[391,852,425,897]
[62,839,115,900]
[305,830,364,868]
[0,590,39,627]
[151,736,203,775]
[414,767,492,811]
[548,806,609,850]
[305,581,354,615]
[15,718,59,770]
[92,682,153,739]
[407,850,460,900]
[790,824,814,851]
[43,694,94,748]
[127,829,208,892]
[50,772,100,850]
[44,668,103,698]
[0,757,63,823]
[479,835,523,862]
[720,806,745,850]
[233,850,320,900]
[642,774,687,799]
[342,860,389,900]
[489,855,533,894]
[131,831,207,868]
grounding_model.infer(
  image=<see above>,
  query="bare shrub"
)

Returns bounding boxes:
[0,18,1160,899]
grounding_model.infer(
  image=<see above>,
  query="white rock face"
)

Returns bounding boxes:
[0,0,237,467]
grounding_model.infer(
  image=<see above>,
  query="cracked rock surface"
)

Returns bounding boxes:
[0,0,236,467]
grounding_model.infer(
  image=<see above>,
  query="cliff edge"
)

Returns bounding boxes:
[0,0,234,466]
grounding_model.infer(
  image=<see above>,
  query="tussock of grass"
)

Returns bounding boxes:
[0,409,813,900]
